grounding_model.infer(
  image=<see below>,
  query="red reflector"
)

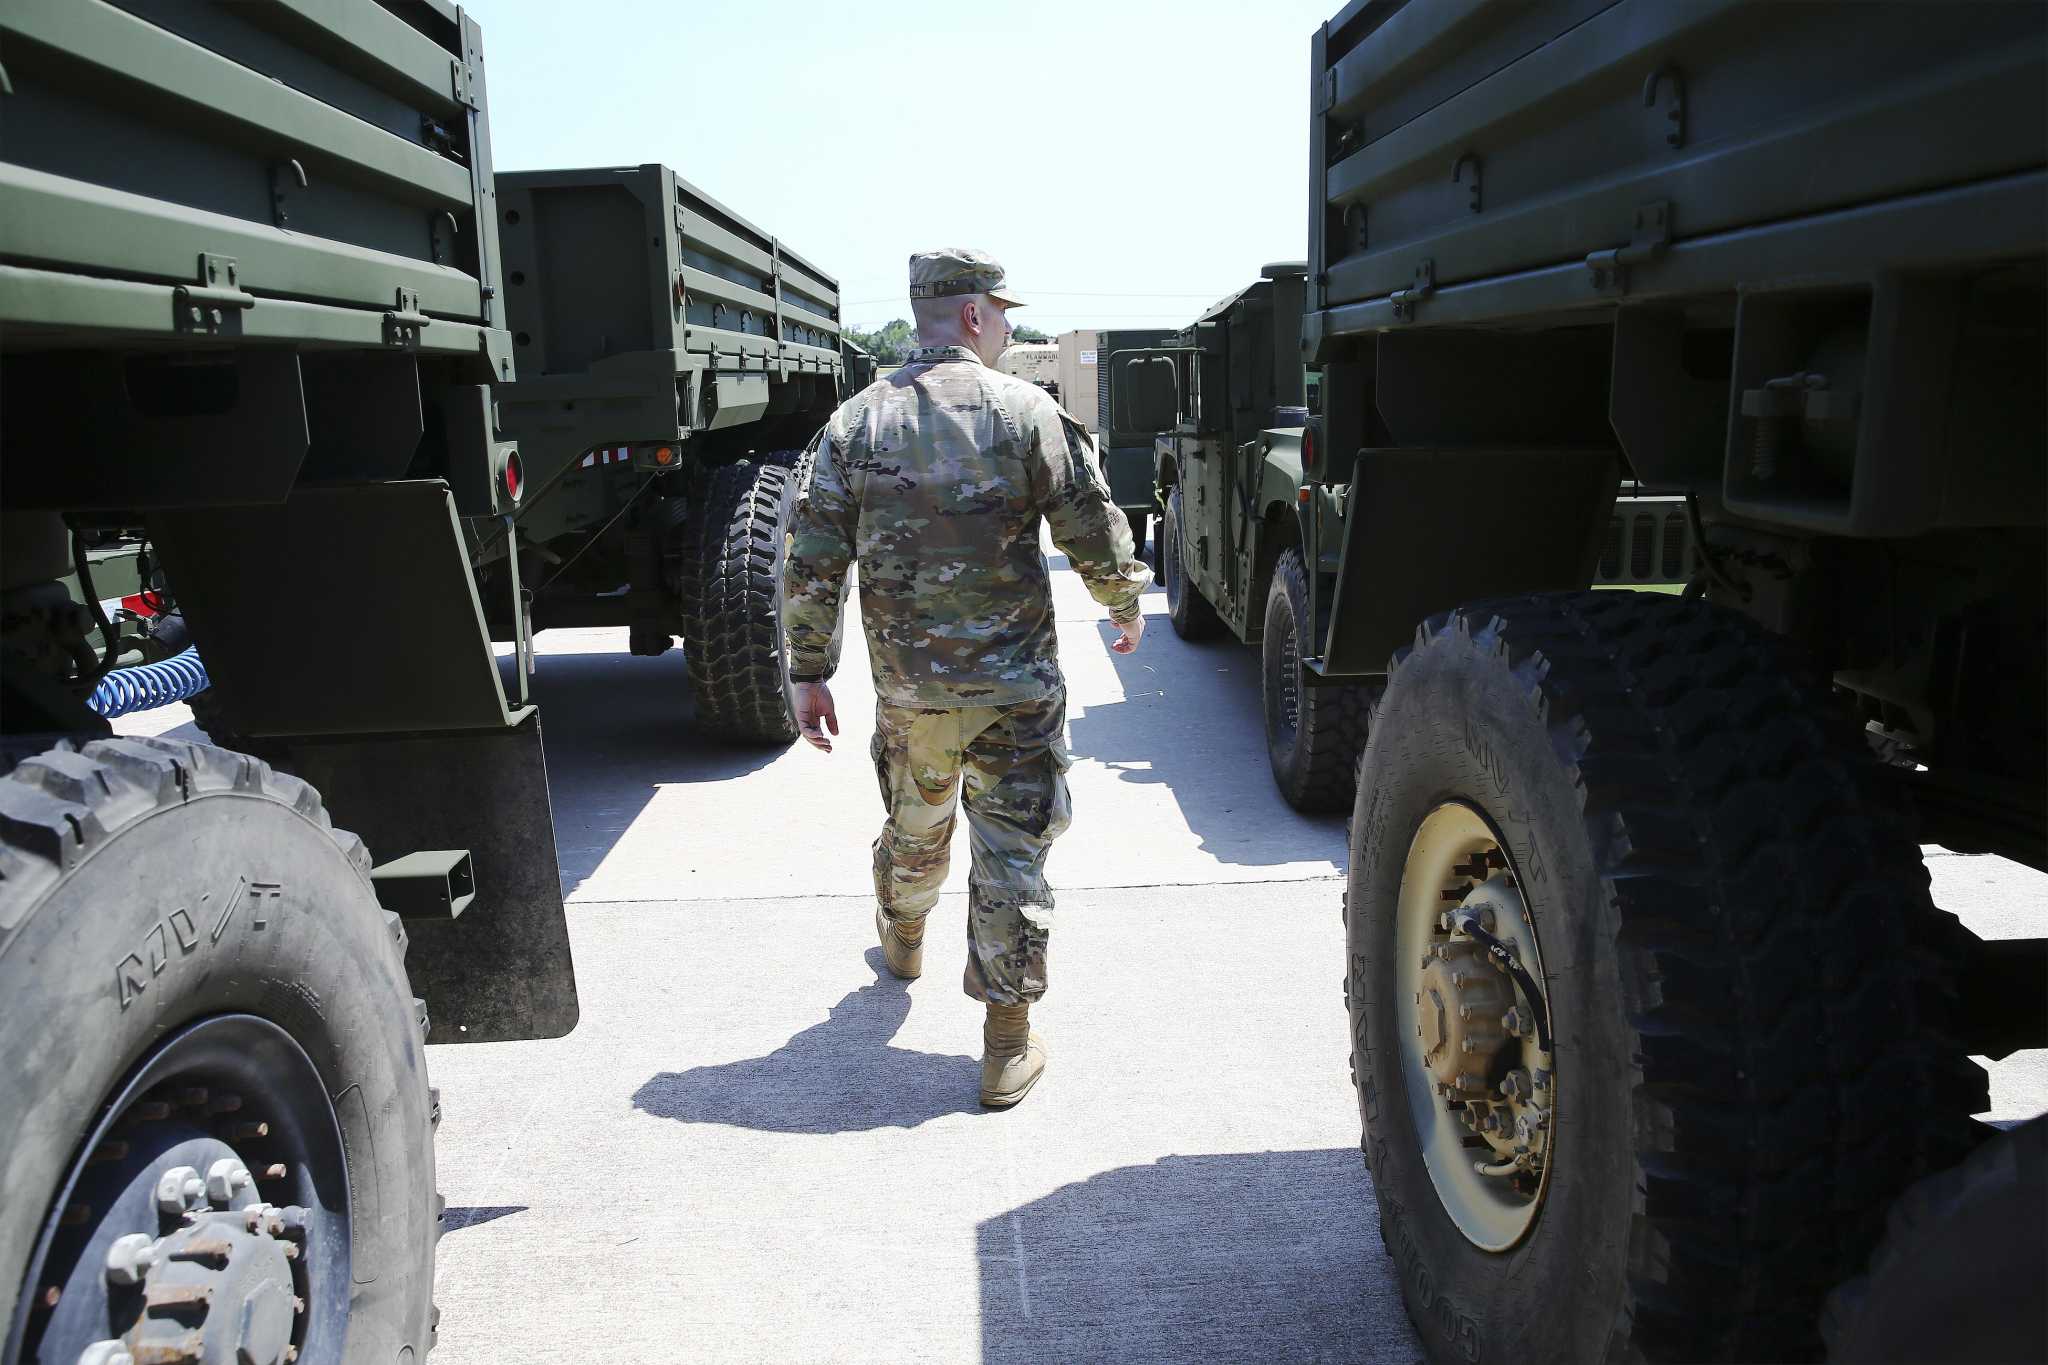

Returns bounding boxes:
[503,451,524,502]
[1302,426,1318,478]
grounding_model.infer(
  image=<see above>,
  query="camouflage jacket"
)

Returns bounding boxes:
[783,344,1151,708]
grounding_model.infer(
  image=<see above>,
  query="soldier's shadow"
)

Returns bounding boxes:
[632,949,983,1133]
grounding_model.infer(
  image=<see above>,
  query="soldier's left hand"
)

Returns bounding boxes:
[1110,614,1144,655]
[793,680,838,752]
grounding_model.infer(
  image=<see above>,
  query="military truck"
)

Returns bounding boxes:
[1303,2,2047,1360]
[1059,327,1172,548]
[487,164,851,742]
[1114,265,1689,812]
[0,2,575,1360]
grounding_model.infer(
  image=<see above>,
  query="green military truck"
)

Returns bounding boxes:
[1114,264,1689,813]
[1074,327,1174,552]
[489,164,851,742]
[0,2,576,1360]
[1301,1,2047,1360]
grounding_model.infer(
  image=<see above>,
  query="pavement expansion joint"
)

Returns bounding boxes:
[567,873,1347,910]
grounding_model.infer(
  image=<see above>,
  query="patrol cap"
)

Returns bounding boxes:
[907,247,1025,307]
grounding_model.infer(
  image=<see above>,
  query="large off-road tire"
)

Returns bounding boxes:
[1822,1116,2046,1363]
[1343,590,1982,1363]
[679,459,800,744]
[1261,547,1373,812]
[1161,485,1220,640]
[0,736,438,1364]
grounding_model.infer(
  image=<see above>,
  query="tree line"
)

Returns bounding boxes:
[846,318,1049,365]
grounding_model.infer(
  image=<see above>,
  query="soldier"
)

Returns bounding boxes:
[782,248,1151,1109]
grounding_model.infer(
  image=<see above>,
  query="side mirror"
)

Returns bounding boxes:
[1111,353,1180,433]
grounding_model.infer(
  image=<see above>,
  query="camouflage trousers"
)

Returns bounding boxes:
[870,691,1072,1005]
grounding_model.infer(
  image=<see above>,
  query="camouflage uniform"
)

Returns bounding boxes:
[784,328,1149,1004]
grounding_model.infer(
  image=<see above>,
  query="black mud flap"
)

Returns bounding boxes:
[1317,447,1618,677]
[274,717,578,1043]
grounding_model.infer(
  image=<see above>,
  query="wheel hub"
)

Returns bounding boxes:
[11,1016,349,1365]
[1394,803,1556,1250]
[88,1191,310,1365]
[1415,938,1513,1089]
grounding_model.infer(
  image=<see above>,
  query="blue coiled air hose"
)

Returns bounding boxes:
[88,647,211,719]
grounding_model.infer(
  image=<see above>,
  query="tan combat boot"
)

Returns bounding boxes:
[874,906,925,980]
[980,1002,1047,1108]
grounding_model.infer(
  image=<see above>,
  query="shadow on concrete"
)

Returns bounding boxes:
[632,949,982,1133]
[1062,601,1349,872]
[441,1205,527,1235]
[521,645,785,894]
[977,1147,1420,1365]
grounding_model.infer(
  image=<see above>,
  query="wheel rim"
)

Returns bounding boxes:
[9,1015,352,1365]
[1393,802,1555,1251]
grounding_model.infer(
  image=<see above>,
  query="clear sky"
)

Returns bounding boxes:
[474,0,1342,337]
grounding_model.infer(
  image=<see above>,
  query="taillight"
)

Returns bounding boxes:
[502,450,524,503]
[1301,423,1319,480]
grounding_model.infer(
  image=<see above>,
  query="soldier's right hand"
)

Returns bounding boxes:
[793,680,838,752]
[1110,614,1144,655]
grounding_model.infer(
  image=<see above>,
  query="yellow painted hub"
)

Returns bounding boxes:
[1394,802,1554,1252]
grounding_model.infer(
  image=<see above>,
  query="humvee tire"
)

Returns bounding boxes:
[1161,486,1221,640]
[1343,591,1982,1362]
[1,737,438,1364]
[1261,547,1372,812]
[681,460,801,744]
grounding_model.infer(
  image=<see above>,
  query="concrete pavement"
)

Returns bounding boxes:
[422,564,1421,1363]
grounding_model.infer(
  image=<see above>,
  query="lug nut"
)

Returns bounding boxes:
[156,1167,204,1218]
[1501,1068,1532,1100]
[259,1163,289,1183]
[1501,1007,1529,1037]
[205,1158,252,1205]
[106,1232,160,1286]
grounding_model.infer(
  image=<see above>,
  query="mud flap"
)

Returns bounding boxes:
[150,482,576,1042]
[279,716,578,1043]
[1317,447,1618,677]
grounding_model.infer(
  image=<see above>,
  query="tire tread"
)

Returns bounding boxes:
[678,459,801,744]
[1366,590,1982,1362]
